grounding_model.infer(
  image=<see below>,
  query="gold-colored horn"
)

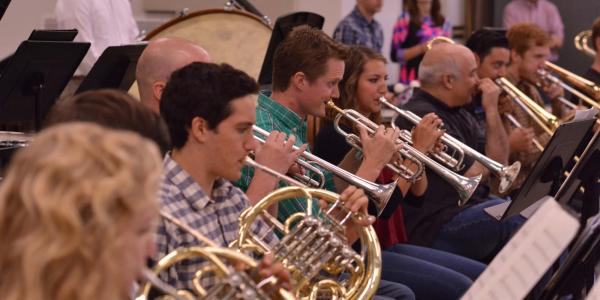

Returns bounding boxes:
[542,61,600,108]
[575,30,596,58]
[136,211,295,300]
[380,96,520,194]
[236,185,381,300]
[327,100,481,206]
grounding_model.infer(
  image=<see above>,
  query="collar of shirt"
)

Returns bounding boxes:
[350,5,375,28]
[257,90,307,139]
[162,154,236,211]
[413,88,462,112]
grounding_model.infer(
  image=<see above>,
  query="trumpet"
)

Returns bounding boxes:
[252,125,396,216]
[136,210,295,300]
[380,96,521,194]
[327,101,481,206]
[541,61,600,108]
[575,30,596,58]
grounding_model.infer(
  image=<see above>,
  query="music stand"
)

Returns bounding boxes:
[0,0,10,22]
[499,118,596,220]
[257,12,325,87]
[75,43,147,94]
[0,40,89,131]
[28,29,78,41]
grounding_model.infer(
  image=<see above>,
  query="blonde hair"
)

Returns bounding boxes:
[0,122,162,300]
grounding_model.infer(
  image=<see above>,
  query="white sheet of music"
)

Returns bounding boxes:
[461,197,579,300]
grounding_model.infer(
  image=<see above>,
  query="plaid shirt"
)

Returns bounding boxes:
[333,6,384,53]
[153,154,277,291]
[235,91,336,221]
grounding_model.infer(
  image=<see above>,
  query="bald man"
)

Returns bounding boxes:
[395,43,522,263]
[135,37,211,113]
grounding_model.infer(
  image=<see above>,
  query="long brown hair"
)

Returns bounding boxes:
[405,0,445,28]
[324,46,387,128]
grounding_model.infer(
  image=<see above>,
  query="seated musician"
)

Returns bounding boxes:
[502,23,567,191]
[233,24,436,300]
[394,42,523,263]
[465,29,535,194]
[0,122,162,300]
[584,17,600,84]
[314,45,486,299]
[135,37,212,114]
[155,62,378,295]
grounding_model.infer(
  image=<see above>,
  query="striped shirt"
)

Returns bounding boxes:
[235,91,337,221]
[153,154,277,290]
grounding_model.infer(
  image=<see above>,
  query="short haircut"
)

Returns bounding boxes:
[507,23,552,55]
[466,29,509,59]
[160,62,259,149]
[44,89,171,155]
[592,17,600,51]
[271,25,350,92]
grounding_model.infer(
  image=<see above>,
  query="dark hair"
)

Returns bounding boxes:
[271,25,349,92]
[507,23,551,55]
[44,89,171,155]
[160,62,259,149]
[405,0,445,28]
[592,17,600,51]
[325,46,386,128]
[465,29,509,59]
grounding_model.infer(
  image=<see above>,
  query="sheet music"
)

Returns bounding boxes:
[461,198,580,300]
[572,108,599,121]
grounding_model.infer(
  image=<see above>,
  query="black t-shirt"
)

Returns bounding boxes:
[584,68,600,85]
[313,122,409,219]
[394,89,487,246]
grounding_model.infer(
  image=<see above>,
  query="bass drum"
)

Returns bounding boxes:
[129,9,272,98]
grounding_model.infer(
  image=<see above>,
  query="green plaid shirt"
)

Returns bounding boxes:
[235,91,337,221]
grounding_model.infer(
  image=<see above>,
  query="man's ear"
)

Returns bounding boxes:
[441,74,454,90]
[510,49,521,64]
[153,81,166,101]
[474,54,481,67]
[189,116,210,144]
[290,71,307,91]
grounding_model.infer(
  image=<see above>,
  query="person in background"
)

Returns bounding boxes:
[502,0,564,61]
[333,0,384,53]
[0,122,163,300]
[391,0,452,84]
[54,0,140,77]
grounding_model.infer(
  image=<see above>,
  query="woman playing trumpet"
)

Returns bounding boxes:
[314,45,485,300]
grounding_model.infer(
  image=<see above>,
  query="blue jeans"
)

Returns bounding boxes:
[374,279,415,300]
[432,198,525,262]
[380,245,486,300]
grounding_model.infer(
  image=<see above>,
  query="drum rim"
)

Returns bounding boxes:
[144,8,272,41]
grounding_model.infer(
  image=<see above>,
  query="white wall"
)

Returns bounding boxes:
[0,0,462,83]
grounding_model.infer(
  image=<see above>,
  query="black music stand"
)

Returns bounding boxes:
[0,40,89,131]
[75,43,147,94]
[497,118,596,220]
[257,12,325,87]
[28,29,78,41]
[539,130,600,298]
[0,0,10,22]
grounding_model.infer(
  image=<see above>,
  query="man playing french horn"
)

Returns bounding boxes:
[154,61,380,298]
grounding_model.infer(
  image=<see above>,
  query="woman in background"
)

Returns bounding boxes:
[391,0,452,84]
[0,123,162,300]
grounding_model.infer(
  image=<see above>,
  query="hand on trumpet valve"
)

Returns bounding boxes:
[411,112,445,154]
[508,127,536,153]
[318,185,375,227]
[479,78,502,109]
[254,130,307,175]
[357,125,401,168]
